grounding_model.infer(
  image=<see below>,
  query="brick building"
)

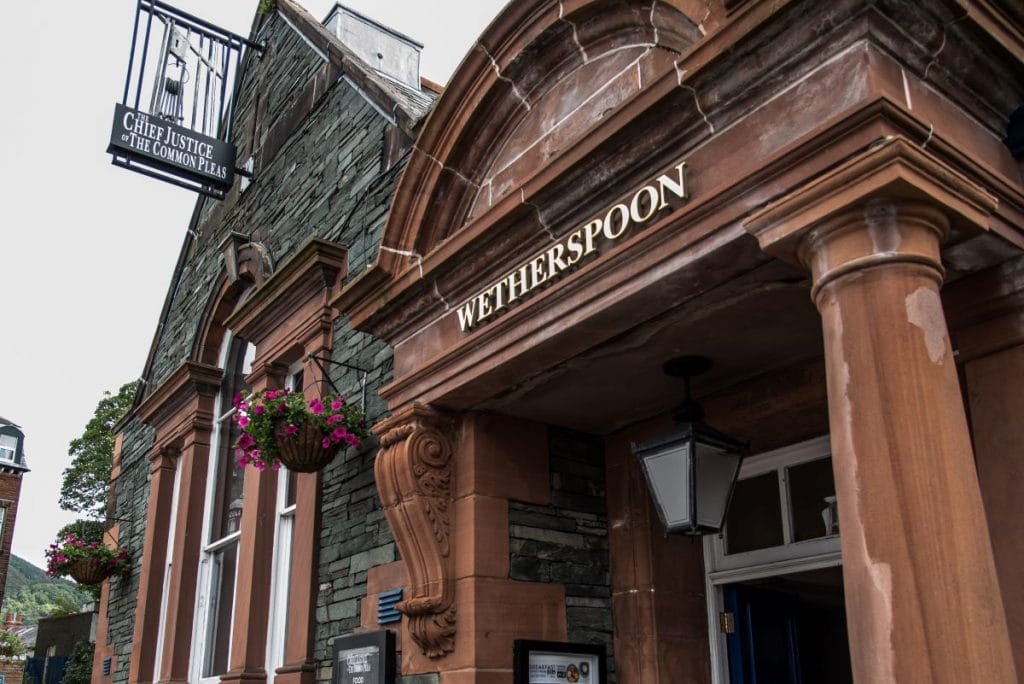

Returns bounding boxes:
[0,419,29,608]
[97,1,1024,683]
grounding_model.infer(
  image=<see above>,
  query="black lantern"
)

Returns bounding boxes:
[632,356,747,535]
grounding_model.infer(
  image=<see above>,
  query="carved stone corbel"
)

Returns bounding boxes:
[374,405,456,658]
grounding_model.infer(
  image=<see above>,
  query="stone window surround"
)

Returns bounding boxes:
[220,237,349,684]
[108,236,353,684]
[121,235,268,684]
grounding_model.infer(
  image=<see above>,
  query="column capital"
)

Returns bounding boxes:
[797,200,948,302]
[744,137,997,295]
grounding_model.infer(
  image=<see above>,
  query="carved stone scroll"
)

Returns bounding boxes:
[374,405,456,658]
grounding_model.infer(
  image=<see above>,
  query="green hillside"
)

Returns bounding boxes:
[2,554,92,625]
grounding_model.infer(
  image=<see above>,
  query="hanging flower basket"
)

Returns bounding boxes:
[45,530,131,585]
[68,557,112,585]
[233,389,367,473]
[275,421,343,473]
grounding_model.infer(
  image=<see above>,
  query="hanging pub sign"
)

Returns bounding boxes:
[331,630,396,684]
[456,160,688,332]
[106,0,263,198]
[108,104,236,189]
[513,640,608,684]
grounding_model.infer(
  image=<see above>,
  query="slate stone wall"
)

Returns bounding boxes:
[107,9,405,683]
[107,419,154,684]
[509,430,616,682]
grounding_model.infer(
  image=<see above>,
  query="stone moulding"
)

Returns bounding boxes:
[374,405,456,658]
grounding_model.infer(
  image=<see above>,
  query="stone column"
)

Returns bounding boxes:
[127,447,177,684]
[745,139,1016,683]
[944,254,1024,675]
[158,430,213,684]
[275,346,329,684]
[223,362,286,684]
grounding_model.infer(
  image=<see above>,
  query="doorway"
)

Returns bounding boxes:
[703,436,850,684]
[722,566,852,684]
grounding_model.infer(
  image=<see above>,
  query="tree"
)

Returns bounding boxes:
[59,382,138,518]
[0,630,25,657]
[61,640,95,684]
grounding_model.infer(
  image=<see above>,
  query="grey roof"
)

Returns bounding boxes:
[277,0,437,135]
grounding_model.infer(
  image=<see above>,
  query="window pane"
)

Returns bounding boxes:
[0,435,17,462]
[204,541,238,677]
[788,457,838,541]
[211,338,253,540]
[285,470,298,509]
[725,472,784,554]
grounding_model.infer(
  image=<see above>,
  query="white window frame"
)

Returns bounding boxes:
[190,334,254,684]
[0,434,18,462]
[702,435,842,684]
[265,362,303,675]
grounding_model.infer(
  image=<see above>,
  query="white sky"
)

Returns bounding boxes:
[0,0,507,570]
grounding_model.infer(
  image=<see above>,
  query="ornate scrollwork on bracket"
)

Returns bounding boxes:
[374,405,456,658]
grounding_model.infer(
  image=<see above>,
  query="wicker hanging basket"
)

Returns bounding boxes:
[275,422,342,473]
[69,557,111,585]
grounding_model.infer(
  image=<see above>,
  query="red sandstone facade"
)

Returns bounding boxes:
[95,0,1024,682]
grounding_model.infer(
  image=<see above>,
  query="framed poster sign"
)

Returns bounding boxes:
[513,640,607,684]
[331,630,396,684]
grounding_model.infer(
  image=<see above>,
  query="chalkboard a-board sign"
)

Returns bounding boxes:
[513,640,607,684]
[331,630,395,684]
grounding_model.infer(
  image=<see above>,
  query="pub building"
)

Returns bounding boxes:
[94,0,1024,682]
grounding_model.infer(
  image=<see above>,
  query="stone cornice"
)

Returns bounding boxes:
[338,0,1024,345]
[135,361,223,450]
[225,238,347,362]
[744,137,998,267]
[960,0,1024,63]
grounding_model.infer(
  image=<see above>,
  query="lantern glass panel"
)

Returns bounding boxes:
[640,440,693,531]
[695,441,742,529]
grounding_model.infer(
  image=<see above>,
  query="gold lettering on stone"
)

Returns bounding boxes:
[456,161,688,332]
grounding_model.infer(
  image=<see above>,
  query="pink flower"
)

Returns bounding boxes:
[266,390,278,400]
[232,393,244,407]
[237,454,249,467]
[322,437,332,449]
[331,398,344,411]
[253,405,265,415]
[277,403,287,413]
[310,399,324,415]
[237,433,254,449]
[237,415,250,428]
[327,414,342,425]
[253,459,266,472]
[270,460,281,471]
[332,427,348,441]
[347,435,361,449]
[284,424,299,436]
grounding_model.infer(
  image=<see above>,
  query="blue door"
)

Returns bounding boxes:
[723,577,852,684]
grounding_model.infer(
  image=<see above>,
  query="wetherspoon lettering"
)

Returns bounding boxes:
[456,161,688,332]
